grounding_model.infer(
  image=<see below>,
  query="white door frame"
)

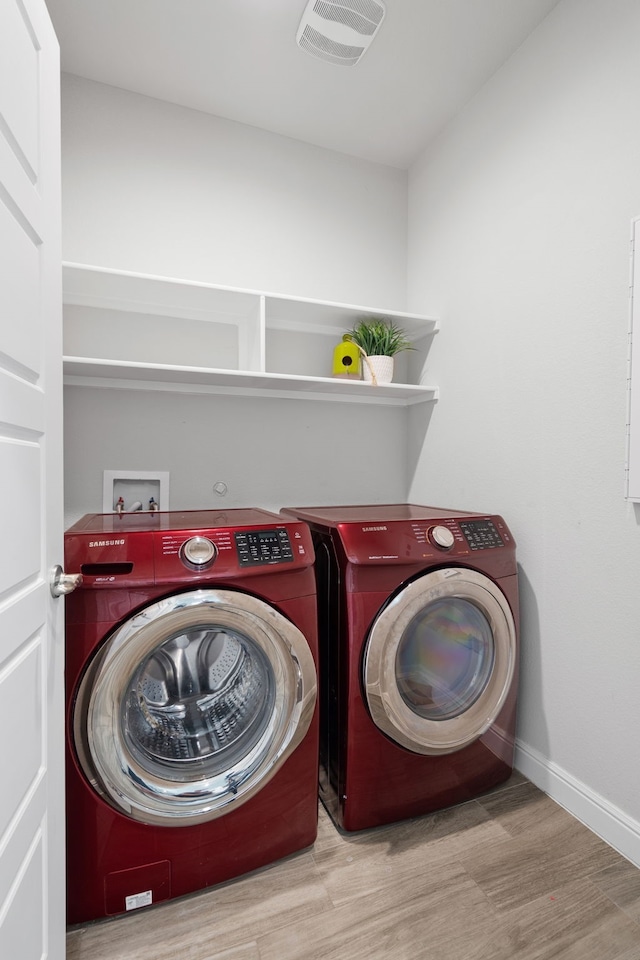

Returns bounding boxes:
[0,1,64,957]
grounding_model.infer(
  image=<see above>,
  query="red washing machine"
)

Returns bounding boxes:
[64,509,318,925]
[280,503,519,832]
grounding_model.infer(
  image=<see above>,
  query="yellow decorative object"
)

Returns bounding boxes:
[332,341,361,379]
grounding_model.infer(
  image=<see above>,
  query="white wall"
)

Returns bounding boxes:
[60,75,407,307]
[408,0,640,861]
[64,386,408,525]
[60,77,412,524]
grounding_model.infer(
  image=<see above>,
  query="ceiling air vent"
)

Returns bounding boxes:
[296,0,386,67]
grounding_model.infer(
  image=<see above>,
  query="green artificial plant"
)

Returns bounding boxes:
[343,316,414,357]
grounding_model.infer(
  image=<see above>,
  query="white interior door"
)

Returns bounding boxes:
[0,1,64,958]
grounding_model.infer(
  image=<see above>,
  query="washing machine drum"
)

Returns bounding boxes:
[74,589,317,826]
[363,568,516,756]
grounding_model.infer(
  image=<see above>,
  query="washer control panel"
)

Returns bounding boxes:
[428,525,455,550]
[180,536,218,571]
[235,528,294,567]
[459,519,505,551]
[65,511,314,586]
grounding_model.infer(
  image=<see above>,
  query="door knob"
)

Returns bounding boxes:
[50,564,83,598]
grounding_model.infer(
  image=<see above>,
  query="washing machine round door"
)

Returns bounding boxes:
[74,589,316,826]
[363,568,516,755]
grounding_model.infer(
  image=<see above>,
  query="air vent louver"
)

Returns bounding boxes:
[296,0,386,66]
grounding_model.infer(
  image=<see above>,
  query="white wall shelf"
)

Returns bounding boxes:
[62,263,439,406]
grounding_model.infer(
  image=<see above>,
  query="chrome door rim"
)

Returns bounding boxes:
[363,568,516,755]
[74,589,316,825]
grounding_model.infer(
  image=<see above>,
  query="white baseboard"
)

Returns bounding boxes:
[515,739,640,868]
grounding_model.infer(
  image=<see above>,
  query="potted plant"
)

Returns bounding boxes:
[343,316,414,384]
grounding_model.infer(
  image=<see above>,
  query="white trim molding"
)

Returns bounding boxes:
[515,739,640,869]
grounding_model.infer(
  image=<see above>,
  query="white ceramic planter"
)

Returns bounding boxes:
[362,354,394,384]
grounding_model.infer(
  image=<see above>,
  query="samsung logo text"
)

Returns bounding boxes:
[362,526,387,532]
[88,539,125,547]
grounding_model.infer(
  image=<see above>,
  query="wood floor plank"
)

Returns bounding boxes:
[65,777,640,960]
[312,799,510,907]
[477,780,582,841]
[66,850,331,960]
[592,860,640,923]
[200,946,259,960]
[459,827,621,914]
[610,946,640,960]
[466,878,640,960]
[256,862,498,960]
[463,783,623,912]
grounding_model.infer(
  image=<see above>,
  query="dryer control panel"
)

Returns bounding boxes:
[459,519,505,551]
[333,514,515,569]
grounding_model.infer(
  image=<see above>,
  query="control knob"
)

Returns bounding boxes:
[180,536,218,570]
[429,525,455,550]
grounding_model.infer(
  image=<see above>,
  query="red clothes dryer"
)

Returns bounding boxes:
[64,509,318,924]
[280,503,519,832]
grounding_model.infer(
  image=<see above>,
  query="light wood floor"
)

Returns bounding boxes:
[66,775,640,960]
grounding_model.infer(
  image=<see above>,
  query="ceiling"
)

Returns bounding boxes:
[45,0,561,169]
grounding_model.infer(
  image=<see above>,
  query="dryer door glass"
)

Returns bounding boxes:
[363,569,516,756]
[73,590,317,826]
[395,597,495,721]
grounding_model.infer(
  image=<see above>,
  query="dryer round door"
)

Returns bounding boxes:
[73,589,317,826]
[363,568,516,755]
